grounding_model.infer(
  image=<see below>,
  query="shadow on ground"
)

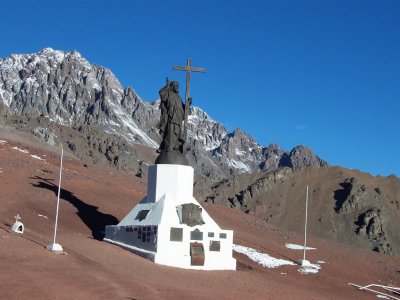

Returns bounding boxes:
[31,176,119,240]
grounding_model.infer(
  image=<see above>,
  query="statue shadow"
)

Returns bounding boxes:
[31,176,119,240]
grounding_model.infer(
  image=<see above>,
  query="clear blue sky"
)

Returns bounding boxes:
[1,0,399,177]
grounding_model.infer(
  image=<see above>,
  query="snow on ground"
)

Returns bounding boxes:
[233,244,295,268]
[298,263,321,274]
[0,139,7,144]
[233,244,323,274]
[12,147,29,153]
[376,295,390,299]
[285,243,316,250]
[31,155,45,160]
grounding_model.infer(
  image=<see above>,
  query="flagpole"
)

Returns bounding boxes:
[47,146,64,252]
[303,185,309,261]
[299,185,311,266]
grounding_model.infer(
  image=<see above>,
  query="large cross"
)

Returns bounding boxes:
[172,58,205,104]
[172,58,205,152]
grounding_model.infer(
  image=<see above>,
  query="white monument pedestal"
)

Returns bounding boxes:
[105,164,236,270]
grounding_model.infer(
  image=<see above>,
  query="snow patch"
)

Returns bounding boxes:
[235,149,247,156]
[0,140,7,144]
[227,158,251,172]
[0,87,13,106]
[297,263,321,274]
[108,101,158,148]
[31,154,45,161]
[233,244,295,268]
[38,214,48,219]
[12,147,29,153]
[285,243,316,250]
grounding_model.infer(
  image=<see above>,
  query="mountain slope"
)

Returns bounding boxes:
[208,166,400,255]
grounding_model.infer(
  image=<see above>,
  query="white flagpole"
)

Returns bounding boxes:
[47,146,64,252]
[303,185,309,261]
[299,185,311,266]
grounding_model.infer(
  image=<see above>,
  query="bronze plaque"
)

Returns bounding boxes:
[190,229,203,241]
[209,240,220,252]
[170,227,183,242]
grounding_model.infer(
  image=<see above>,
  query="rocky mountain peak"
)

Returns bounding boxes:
[0,48,328,177]
[187,106,227,151]
[289,145,328,169]
[212,128,263,173]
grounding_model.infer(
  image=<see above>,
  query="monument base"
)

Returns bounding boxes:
[104,164,236,271]
[154,151,188,166]
[47,243,63,252]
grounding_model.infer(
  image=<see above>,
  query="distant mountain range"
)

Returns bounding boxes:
[1,48,399,256]
[0,48,327,179]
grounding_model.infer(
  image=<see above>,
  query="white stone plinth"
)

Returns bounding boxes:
[104,164,236,271]
[146,164,194,204]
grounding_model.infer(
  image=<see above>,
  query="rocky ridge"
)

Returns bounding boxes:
[208,166,400,255]
[0,48,327,179]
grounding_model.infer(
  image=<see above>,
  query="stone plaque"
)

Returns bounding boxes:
[170,227,183,242]
[190,229,203,241]
[209,240,220,252]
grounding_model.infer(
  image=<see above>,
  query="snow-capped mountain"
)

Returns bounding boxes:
[0,48,158,148]
[0,48,327,177]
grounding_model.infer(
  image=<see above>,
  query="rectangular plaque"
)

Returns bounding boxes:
[209,240,220,252]
[170,227,183,242]
[190,229,203,241]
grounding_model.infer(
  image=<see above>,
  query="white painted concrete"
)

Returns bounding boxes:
[105,164,236,270]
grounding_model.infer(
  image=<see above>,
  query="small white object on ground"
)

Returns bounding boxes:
[299,259,312,267]
[11,214,24,234]
[285,243,316,250]
[298,262,321,274]
[46,243,63,252]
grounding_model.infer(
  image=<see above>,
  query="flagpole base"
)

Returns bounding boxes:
[47,243,63,252]
[298,259,312,267]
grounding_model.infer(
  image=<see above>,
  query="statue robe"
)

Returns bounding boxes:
[158,85,185,152]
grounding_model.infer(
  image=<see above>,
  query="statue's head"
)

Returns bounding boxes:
[170,81,179,93]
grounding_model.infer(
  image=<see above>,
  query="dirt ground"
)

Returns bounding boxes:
[1,135,399,299]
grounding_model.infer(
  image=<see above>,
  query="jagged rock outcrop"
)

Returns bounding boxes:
[0,48,158,148]
[260,144,327,172]
[288,145,328,169]
[334,176,394,254]
[212,128,264,173]
[0,48,328,177]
